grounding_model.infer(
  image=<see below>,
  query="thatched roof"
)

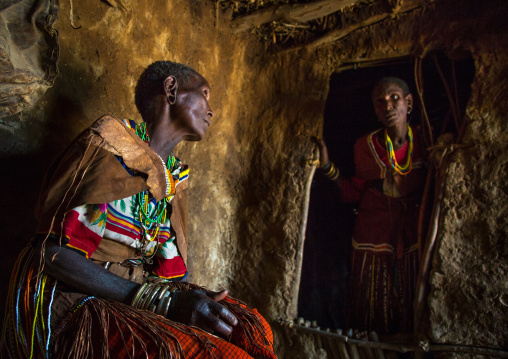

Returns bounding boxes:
[218,0,431,52]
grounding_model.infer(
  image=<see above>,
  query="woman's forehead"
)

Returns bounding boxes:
[373,82,404,97]
[186,74,210,90]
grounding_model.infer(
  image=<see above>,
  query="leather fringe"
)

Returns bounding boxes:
[51,296,217,359]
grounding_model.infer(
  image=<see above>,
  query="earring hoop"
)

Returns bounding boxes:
[167,94,176,105]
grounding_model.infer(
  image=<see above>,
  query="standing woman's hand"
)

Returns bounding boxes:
[312,137,330,168]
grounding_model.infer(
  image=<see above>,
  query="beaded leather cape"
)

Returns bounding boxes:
[35,114,189,263]
[2,115,277,359]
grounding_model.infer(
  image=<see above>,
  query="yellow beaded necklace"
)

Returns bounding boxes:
[384,125,413,175]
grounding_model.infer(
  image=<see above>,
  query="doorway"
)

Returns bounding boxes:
[297,52,475,331]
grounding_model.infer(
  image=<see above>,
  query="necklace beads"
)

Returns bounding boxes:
[135,122,150,143]
[384,125,413,175]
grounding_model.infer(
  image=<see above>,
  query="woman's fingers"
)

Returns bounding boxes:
[204,308,235,336]
[311,136,330,165]
[206,289,238,327]
[207,289,228,301]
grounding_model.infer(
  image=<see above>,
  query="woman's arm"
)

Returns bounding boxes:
[42,239,238,336]
[42,239,140,303]
[313,137,343,189]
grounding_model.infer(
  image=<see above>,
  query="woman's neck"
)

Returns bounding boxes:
[386,123,408,149]
[145,121,182,163]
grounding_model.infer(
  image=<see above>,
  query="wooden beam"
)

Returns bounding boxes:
[280,0,425,53]
[230,0,359,34]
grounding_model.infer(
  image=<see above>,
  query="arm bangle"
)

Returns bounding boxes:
[328,168,340,180]
[320,161,332,170]
[323,162,336,177]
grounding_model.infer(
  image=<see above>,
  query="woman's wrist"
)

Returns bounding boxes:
[320,160,332,170]
[321,161,339,180]
[131,282,178,318]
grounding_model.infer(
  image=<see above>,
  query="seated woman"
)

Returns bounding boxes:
[2,61,276,359]
[315,77,426,335]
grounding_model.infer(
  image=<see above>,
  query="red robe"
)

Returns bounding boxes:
[345,128,426,334]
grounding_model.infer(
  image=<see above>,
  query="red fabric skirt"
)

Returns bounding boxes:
[52,296,276,359]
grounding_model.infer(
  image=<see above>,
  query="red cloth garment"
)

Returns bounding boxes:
[345,129,426,334]
[50,294,276,359]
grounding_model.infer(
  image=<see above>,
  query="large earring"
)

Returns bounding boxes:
[408,107,412,115]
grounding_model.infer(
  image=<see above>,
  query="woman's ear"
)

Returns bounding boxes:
[164,76,178,105]
[406,93,413,113]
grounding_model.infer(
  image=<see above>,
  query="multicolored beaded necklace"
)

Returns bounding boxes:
[384,125,413,175]
[135,122,178,245]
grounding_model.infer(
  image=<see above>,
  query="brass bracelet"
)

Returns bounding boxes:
[155,288,171,314]
[329,167,340,180]
[132,282,179,318]
[162,288,178,318]
[131,282,149,308]
[323,161,336,177]
[141,284,162,310]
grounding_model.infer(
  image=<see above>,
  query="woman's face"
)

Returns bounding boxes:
[372,82,412,129]
[171,74,214,141]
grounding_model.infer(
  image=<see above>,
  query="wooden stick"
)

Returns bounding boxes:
[322,329,344,359]
[325,334,344,359]
[414,170,443,333]
[290,148,319,318]
[337,329,352,359]
[348,342,361,359]
[432,54,460,133]
[292,325,508,357]
[360,332,375,359]
[338,341,352,359]
[369,332,386,359]
[230,0,358,33]
[416,163,434,262]
[414,57,434,148]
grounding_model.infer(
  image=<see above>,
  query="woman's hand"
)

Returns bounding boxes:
[168,289,238,336]
[312,136,330,167]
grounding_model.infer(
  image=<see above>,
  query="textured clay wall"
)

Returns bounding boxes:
[278,1,508,357]
[0,1,328,357]
[428,43,508,352]
[1,0,507,358]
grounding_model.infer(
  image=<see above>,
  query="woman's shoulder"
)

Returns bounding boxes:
[354,129,382,150]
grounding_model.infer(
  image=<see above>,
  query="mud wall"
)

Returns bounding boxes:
[297,1,508,357]
[0,1,328,357]
[427,41,508,352]
[1,0,507,358]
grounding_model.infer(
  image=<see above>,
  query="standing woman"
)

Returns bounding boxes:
[315,77,426,335]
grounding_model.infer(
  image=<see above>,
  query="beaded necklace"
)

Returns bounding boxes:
[384,125,413,175]
[134,122,178,251]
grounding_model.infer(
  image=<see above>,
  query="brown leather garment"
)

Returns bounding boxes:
[35,114,189,264]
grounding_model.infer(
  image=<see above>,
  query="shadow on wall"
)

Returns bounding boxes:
[0,64,93,325]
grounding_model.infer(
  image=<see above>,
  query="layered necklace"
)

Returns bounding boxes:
[384,125,413,175]
[135,122,178,259]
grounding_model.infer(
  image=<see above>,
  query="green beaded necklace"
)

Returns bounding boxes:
[134,122,177,242]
